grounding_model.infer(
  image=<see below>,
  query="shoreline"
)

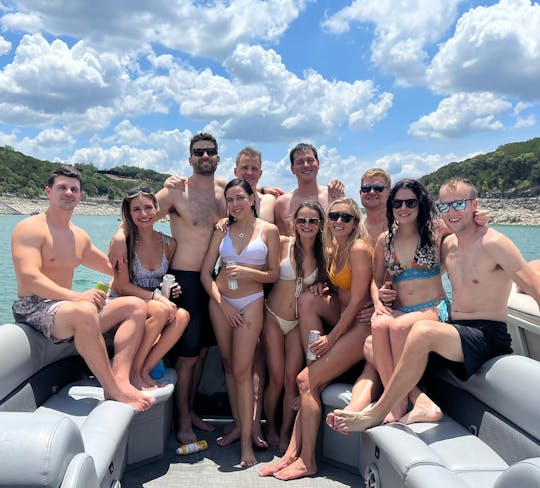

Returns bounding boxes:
[1,195,540,225]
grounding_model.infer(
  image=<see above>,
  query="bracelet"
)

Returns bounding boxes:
[260,187,265,195]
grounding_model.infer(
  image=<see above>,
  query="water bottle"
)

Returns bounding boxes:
[149,360,166,380]
[227,262,238,290]
[161,274,175,298]
[176,440,208,455]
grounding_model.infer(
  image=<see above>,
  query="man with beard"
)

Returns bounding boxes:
[110,133,226,443]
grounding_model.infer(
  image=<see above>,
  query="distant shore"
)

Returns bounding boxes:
[1,194,540,225]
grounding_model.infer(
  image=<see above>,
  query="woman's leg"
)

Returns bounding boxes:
[141,307,190,383]
[262,309,285,448]
[231,297,265,467]
[131,301,170,389]
[280,326,305,452]
[209,299,239,446]
[274,324,370,481]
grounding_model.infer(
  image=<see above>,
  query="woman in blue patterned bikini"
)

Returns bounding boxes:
[365,178,486,425]
[201,178,280,468]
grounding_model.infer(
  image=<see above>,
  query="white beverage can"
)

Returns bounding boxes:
[161,274,175,298]
[306,329,321,361]
[227,262,238,290]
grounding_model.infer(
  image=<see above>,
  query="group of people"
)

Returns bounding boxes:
[11,132,540,476]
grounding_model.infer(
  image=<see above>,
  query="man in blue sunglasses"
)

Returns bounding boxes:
[329,176,540,433]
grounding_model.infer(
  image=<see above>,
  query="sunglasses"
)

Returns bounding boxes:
[436,198,475,213]
[126,186,152,196]
[192,147,218,157]
[361,184,386,193]
[328,212,356,223]
[295,217,320,225]
[391,198,418,209]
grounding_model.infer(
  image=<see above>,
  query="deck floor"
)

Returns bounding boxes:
[121,420,363,487]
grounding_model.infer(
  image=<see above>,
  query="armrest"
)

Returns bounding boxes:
[494,458,540,488]
[61,453,99,488]
[0,412,84,488]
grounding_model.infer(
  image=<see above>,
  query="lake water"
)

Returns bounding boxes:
[1,215,539,324]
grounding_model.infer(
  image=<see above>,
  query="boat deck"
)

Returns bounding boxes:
[122,420,362,487]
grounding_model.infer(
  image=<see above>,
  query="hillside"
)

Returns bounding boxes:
[0,145,170,199]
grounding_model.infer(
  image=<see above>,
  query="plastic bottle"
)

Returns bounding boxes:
[176,440,208,455]
[149,360,166,380]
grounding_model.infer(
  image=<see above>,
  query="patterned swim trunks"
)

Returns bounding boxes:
[12,295,71,343]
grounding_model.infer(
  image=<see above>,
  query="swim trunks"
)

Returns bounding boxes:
[12,295,71,343]
[168,269,215,357]
[427,319,513,381]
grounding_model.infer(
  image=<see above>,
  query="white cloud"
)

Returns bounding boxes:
[427,0,540,99]
[4,0,308,60]
[0,34,11,55]
[515,115,536,128]
[408,92,512,138]
[1,11,42,32]
[71,145,168,171]
[323,0,461,85]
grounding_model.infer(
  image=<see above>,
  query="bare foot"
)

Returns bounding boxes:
[105,383,154,412]
[252,422,268,449]
[383,397,408,424]
[266,427,280,448]
[273,457,316,481]
[217,424,240,446]
[240,440,257,468]
[177,417,197,444]
[399,394,443,425]
[332,408,384,433]
[191,412,215,432]
[259,455,296,477]
[326,411,336,429]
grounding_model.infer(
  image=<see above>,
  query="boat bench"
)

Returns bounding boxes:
[0,323,176,488]
[321,288,540,488]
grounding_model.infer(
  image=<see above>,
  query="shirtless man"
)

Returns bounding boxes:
[360,168,391,247]
[274,143,344,236]
[11,166,153,412]
[329,177,540,433]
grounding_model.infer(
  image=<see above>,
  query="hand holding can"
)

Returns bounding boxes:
[306,329,321,360]
[161,274,175,298]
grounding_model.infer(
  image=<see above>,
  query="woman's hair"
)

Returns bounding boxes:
[386,178,436,251]
[324,197,368,269]
[224,177,258,223]
[293,201,328,282]
[121,186,158,282]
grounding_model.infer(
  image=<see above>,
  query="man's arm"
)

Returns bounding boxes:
[11,220,79,301]
[273,193,292,236]
[81,237,114,276]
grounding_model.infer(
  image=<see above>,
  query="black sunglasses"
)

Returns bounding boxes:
[192,147,218,157]
[295,217,320,225]
[328,212,356,223]
[361,184,386,193]
[126,186,152,196]
[391,198,418,209]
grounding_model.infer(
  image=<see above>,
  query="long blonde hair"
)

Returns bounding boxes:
[324,198,368,270]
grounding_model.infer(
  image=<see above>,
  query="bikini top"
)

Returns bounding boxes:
[280,239,318,285]
[220,222,267,266]
[329,260,352,290]
[132,234,171,289]
[385,238,440,283]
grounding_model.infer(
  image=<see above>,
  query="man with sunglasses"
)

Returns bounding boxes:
[359,168,391,247]
[329,177,540,433]
[109,132,227,443]
[274,143,344,235]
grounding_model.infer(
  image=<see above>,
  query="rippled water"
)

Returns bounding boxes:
[0,215,539,324]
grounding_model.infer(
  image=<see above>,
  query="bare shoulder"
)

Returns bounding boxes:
[275,190,293,206]
[261,220,279,237]
[351,239,373,257]
[214,177,227,189]
[13,214,51,242]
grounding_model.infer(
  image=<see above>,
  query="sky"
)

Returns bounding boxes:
[0,0,539,194]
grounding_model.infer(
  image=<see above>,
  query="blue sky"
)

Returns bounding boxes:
[0,0,539,193]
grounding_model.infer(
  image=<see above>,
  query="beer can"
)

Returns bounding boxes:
[176,440,208,455]
[161,274,175,298]
[306,329,321,360]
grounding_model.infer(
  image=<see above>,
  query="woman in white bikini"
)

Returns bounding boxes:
[111,187,190,390]
[262,201,327,452]
[201,178,280,467]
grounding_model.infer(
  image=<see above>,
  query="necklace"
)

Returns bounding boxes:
[238,232,246,238]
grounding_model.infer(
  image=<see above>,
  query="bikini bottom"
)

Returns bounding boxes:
[264,301,298,335]
[222,291,264,312]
